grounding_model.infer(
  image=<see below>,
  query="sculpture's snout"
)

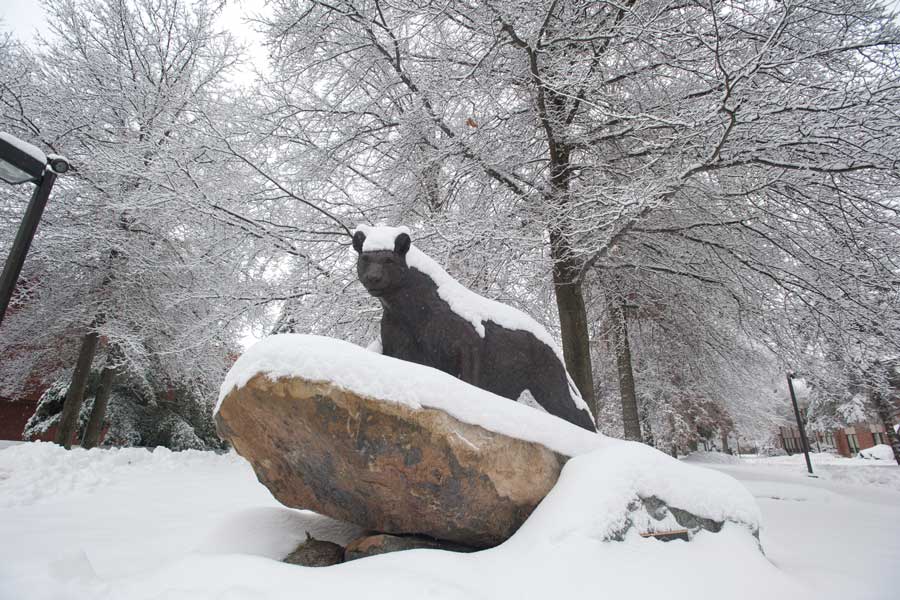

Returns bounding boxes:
[361,263,388,295]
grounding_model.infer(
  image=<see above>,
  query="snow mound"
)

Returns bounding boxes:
[196,507,365,557]
[683,451,743,465]
[515,443,759,543]
[0,442,229,508]
[353,224,589,413]
[4,442,898,600]
[218,334,604,457]
[859,444,894,461]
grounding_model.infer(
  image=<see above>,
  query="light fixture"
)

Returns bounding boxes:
[0,131,69,327]
[0,132,47,185]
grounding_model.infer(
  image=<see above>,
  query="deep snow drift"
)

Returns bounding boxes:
[4,334,896,599]
[859,444,895,461]
[1,444,898,600]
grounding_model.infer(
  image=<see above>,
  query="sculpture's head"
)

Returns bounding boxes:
[352,227,412,298]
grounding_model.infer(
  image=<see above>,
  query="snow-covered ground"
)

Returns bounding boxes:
[684,451,900,600]
[0,443,896,600]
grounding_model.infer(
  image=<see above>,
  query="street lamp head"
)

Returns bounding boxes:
[48,155,70,175]
[0,132,48,185]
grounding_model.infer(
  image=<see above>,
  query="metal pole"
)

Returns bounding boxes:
[786,372,816,477]
[0,170,57,327]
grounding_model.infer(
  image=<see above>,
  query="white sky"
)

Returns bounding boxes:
[0,0,269,82]
[1,0,48,41]
[4,0,899,45]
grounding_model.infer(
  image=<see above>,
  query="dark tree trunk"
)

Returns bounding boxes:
[668,413,678,457]
[872,388,900,466]
[641,412,655,447]
[550,251,596,418]
[639,392,654,446]
[607,298,641,441]
[55,329,100,449]
[82,351,119,449]
[721,431,731,454]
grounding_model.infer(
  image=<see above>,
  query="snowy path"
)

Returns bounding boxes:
[685,454,900,600]
[0,443,897,600]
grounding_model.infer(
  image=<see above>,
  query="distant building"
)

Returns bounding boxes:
[0,385,51,441]
[778,423,894,457]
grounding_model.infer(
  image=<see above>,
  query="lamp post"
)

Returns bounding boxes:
[786,372,816,477]
[0,132,69,327]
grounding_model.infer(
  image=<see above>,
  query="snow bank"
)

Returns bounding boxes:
[736,452,900,493]
[0,443,816,600]
[682,450,743,465]
[514,442,760,543]
[858,444,895,461]
[0,442,224,508]
[353,224,589,413]
[217,334,604,457]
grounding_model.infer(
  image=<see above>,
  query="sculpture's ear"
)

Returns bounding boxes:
[352,231,366,254]
[394,233,411,257]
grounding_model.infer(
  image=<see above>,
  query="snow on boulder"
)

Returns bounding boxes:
[859,444,895,461]
[511,443,760,546]
[216,334,761,549]
[216,334,602,457]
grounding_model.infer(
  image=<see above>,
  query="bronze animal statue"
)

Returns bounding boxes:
[353,225,595,431]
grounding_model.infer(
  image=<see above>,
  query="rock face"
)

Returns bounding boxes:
[216,373,568,548]
[344,534,477,561]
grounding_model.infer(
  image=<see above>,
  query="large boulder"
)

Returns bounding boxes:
[215,335,761,553]
[216,372,568,548]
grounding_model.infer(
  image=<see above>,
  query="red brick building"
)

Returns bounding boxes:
[778,422,896,458]
[0,386,54,442]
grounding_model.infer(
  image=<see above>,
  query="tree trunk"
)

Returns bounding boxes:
[550,251,596,417]
[55,329,100,449]
[607,298,641,441]
[668,413,678,457]
[639,392,654,446]
[546,143,596,418]
[721,431,731,454]
[872,388,900,466]
[82,351,119,449]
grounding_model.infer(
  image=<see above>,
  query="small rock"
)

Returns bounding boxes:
[283,532,345,567]
[344,533,478,561]
[607,495,758,543]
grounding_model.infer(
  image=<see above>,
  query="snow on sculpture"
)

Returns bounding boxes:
[352,224,596,431]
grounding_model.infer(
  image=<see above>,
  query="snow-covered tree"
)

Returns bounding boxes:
[4,0,898,450]
[247,0,900,431]
[0,0,258,447]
